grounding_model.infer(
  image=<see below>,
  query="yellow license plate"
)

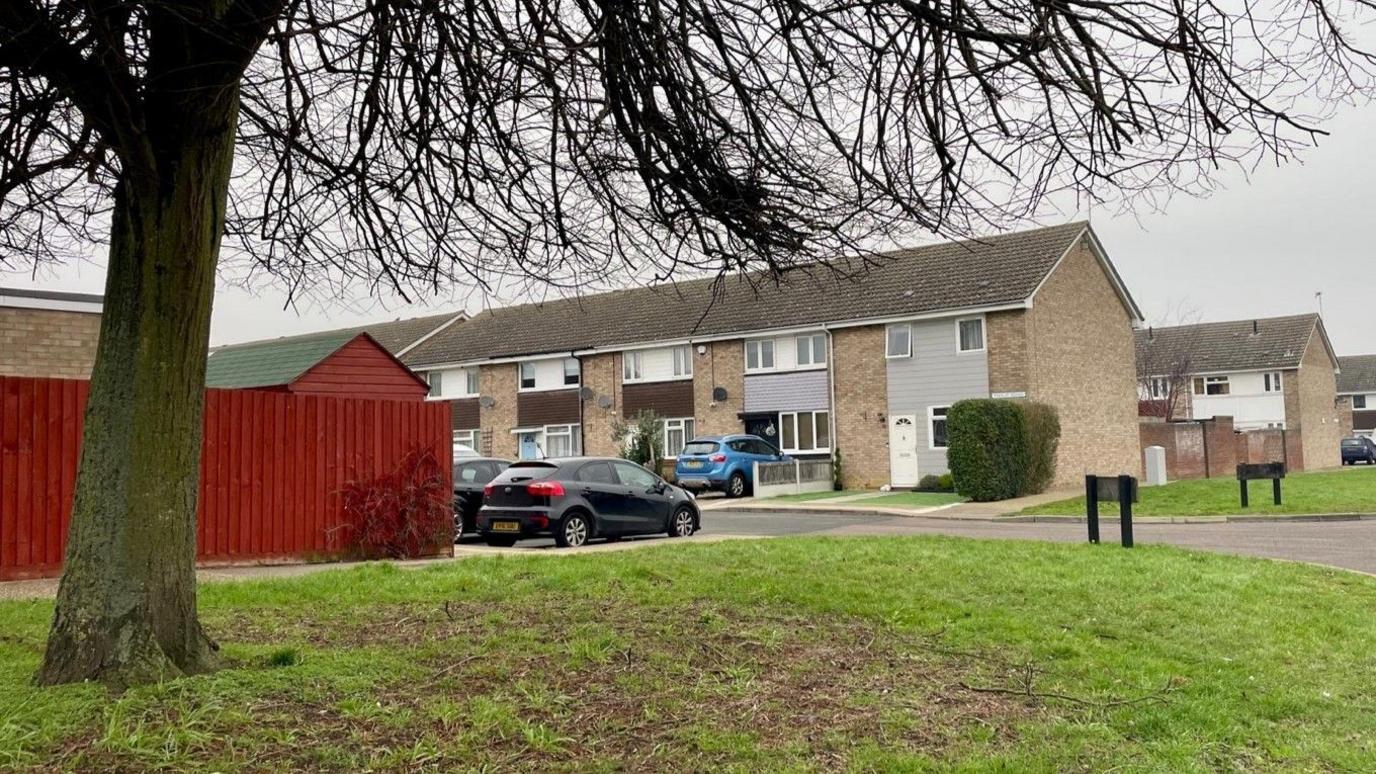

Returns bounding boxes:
[491,521,521,533]
[685,460,703,468]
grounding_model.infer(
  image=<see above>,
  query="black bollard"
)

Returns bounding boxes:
[1085,475,1099,544]
[1118,474,1134,548]
[1272,477,1282,506]
[1239,479,1249,508]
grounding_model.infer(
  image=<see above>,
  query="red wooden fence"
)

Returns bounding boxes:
[0,376,452,580]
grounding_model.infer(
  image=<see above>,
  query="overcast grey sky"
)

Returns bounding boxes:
[5,103,1375,356]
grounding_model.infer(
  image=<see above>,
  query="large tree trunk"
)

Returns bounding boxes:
[36,88,239,689]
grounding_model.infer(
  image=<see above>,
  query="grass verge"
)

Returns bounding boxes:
[1,537,1374,770]
[1022,466,1376,517]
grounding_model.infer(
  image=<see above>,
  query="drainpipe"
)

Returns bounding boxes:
[824,323,837,473]
[573,350,584,455]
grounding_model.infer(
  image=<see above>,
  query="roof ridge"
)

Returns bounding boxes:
[1141,312,1318,333]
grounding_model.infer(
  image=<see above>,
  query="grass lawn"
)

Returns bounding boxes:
[1022,466,1376,517]
[765,488,871,502]
[2,538,1375,770]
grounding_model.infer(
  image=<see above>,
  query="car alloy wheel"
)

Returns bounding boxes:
[559,514,589,548]
[670,507,694,537]
[728,473,746,498]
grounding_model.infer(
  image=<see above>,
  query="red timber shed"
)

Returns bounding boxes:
[205,329,430,400]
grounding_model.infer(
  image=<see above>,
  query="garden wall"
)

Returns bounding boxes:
[1139,416,1300,483]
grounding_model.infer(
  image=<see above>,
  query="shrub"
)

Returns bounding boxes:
[917,473,955,492]
[612,410,663,465]
[946,400,1060,501]
[342,446,452,559]
[831,448,845,491]
[1020,402,1061,496]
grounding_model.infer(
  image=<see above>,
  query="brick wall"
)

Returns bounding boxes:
[831,325,889,488]
[985,310,1028,395]
[1024,236,1142,484]
[1140,417,1237,480]
[1294,333,1343,469]
[1338,395,1354,437]
[581,352,622,456]
[0,307,101,379]
[692,340,744,437]
[478,363,518,459]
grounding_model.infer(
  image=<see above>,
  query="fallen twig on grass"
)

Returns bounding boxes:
[959,668,1178,709]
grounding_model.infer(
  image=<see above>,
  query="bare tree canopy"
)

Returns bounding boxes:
[4,1,1373,295]
[2,0,1373,688]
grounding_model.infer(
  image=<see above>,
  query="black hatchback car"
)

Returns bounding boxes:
[1341,436,1376,465]
[477,457,700,547]
[453,457,512,540]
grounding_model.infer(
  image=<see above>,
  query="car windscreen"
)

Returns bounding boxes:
[681,441,719,455]
[492,461,559,483]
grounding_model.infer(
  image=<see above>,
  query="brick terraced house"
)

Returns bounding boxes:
[405,221,1146,488]
[0,287,103,379]
[1337,355,1376,438]
[1135,314,1344,470]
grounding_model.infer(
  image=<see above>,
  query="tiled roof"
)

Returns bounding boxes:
[1338,355,1376,394]
[206,310,462,388]
[1135,314,1322,375]
[206,329,360,388]
[406,222,1113,366]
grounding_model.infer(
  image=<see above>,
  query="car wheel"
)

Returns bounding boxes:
[484,536,517,548]
[454,513,464,543]
[555,512,591,548]
[668,506,695,538]
[726,472,747,499]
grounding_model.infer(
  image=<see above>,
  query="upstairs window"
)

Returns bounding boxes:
[1263,372,1282,393]
[745,339,775,371]
[426,370,443,396]
[796,333,827,367]
[1355,395,1368,410]
[464,367,480,396]
[672,345,693,378]
[623,351,643,381]
[1148,377,1168,399]
[886,324,911,358]
[957,318,985,353]
[519,362,536,390]
[1193,376,1230,396]
[563,358,580,386]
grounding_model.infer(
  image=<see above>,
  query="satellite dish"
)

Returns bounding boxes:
[479,395,496,408]
[712,387,728,401]
[596,395,614,410]
[579,386,594,400]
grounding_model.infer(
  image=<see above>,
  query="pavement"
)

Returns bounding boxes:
[4,506,1375,601]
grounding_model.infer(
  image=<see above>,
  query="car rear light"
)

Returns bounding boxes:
[531,515,549,529]
[710,454,727,463]
[483,483,494,496]
[527,481,566,497]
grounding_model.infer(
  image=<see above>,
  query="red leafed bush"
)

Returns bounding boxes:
[342,446,451,559]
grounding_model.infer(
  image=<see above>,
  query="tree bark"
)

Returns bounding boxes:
[35,85,240,689]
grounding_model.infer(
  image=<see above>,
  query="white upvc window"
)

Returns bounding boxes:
[928,406,950,449]
[672,345,693,378]
[1148,377,1168,399]
[1263,371,1282,393]
[1193,376,1230,396]
[623,351,644,382]
[779,410,831,453]
[425,370,443,397]
[1354,395,1368,410]
[956,317,985,353]
[453,429,478,451]
[663,417,696,458]
[519,361,537,390]
[886,324,911,358]
[745,339,775,371]
[563,358,580,386]
[543,424,582,458]
[462,367,480,396]
[796,333,827,367]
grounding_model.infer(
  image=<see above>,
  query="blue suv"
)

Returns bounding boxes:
[674,434,789,497]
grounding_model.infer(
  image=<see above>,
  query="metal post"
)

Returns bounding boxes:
[1118,474,1134,548]
[1201,420,1211,478]
[1273,477,1282,505]
[1085,475,1099,544]
[1240,479,1249,508]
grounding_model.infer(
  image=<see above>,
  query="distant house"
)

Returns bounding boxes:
[1338,355,1376,438]
[0,287,103,379]
[206,330,430,401]
[1135,313,1344,469]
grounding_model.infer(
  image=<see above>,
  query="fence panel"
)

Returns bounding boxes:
[0,376,451,580]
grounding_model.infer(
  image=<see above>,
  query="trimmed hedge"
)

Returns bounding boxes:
[947,399,1060,502]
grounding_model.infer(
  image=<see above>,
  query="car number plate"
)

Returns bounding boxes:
[491,520,521,533]
[684,460,703,468]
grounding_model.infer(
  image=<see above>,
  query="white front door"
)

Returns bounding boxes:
[888,415,919,487]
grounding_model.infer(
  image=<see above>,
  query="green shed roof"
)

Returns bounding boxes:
[206,329,361,389]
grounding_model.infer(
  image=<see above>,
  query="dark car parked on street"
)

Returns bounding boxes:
[453,457,512,540]
[1341,436,1376,465]
[477,457,700,548]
